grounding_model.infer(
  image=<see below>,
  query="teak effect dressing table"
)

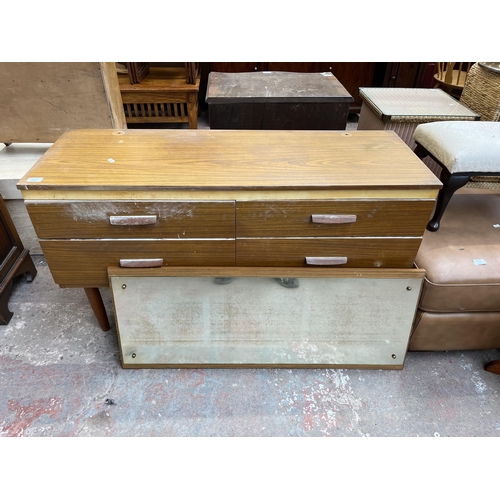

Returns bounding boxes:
[17,129,441,369]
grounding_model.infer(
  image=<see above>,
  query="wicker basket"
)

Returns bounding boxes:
[461,63,500,122]
[461,63,500,188]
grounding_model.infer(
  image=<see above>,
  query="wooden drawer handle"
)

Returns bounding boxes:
[119,258,164,268]
[306,257,348,266]
[311,214,357,224]
[110,215,157,226]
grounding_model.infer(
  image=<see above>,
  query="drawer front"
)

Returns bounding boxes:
[236,238,421,268]
[26,201,235,239]
[41,239,235,287]
[236,200,435,237]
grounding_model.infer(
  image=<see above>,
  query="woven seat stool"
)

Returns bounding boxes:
[413,121,500,231]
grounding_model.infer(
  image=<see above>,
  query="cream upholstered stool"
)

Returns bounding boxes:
[413,121,500,231]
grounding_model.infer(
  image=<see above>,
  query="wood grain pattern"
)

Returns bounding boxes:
[126,62,150,85]
[0,194,37,324]
[185,63,199,84]
[118,67,200,92]
[108,265,426,279]
[0,194,25,282]
[17,125,437,352]
[205,71,353,130]
[41,239,235,287]
[119,67,200,129]
[208,102,350,130]
[26,201,235,239]
[0,214,14,270]
[99,62,127,129]
[17,129,442,193]
[122,103,190,124]
[84,288,110,331]
[236,199,436,237]
[484,360,500,375]
[120,91,197,103]
[20,188,441,201]
[236,238,422,268]
[206,72,353,102]
[208,62,379,110]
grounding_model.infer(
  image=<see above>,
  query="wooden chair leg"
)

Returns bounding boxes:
[485,360,500,375]
[187,94,198,129]
[84,288,111,331]
[0,251,37,325]
[427,173,470,232]
[0,280,14,325]
[17,251,37,283]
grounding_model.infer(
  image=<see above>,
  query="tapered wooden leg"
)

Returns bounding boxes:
[485,360,500,375]
[84,288,110,331]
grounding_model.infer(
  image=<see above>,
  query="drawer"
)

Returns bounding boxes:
[236,238,422,268]
[26,201,235,239]
[236,200,435,237]
[41,239,235,287]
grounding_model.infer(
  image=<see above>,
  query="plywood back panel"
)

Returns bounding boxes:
[0,62,126,143]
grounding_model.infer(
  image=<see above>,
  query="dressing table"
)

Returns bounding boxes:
[17,129,441,368]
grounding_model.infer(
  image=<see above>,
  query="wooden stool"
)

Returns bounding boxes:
[413,121,500,231]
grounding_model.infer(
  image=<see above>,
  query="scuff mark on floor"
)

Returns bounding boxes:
[276,369,364,436]
[1,397,63,437]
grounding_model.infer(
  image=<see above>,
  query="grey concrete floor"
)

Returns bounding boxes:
[1,254,500,437]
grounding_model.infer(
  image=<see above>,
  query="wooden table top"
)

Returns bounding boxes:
[17,129,441,192]
[206,72,353,103]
